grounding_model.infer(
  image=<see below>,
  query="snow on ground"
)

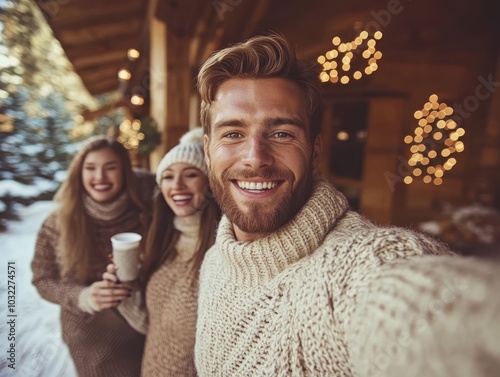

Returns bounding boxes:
[0,179,59,198]
[0,201,76,377]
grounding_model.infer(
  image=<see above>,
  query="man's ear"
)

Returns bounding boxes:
[312,134,322,171]
[204,134,211,169]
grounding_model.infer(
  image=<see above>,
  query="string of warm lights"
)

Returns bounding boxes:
[118,118,145,150]
[403,94,465,186]
[117,48,144,106]
[318,30,383,85]
[70,47,143,141]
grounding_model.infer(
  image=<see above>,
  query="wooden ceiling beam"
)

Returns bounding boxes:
[37,0,148,96]
[71,50,129,70]
[85,74,121,86]
[59,21,142,46]
[50,9,145,32]
[41,0,144,24]
[78,63,123,81]
[63,38,136,59]
[86,79,121,95]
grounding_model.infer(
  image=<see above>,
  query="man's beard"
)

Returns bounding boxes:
[208,166,314,234]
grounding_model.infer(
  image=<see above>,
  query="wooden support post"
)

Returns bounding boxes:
[149,18,191,170]
[360,98,406,224]
[164,31,191,152]
[149,15,167,170]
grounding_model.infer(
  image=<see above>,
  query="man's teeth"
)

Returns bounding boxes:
[172,194,192,201]
[237,181,277,190]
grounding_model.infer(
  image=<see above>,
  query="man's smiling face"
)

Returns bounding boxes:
[204,78,322,242]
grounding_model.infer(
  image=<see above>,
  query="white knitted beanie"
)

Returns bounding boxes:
[155,127,207,185]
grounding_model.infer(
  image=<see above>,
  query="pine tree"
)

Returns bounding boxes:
[36,91,74,179]
[0,85,31,181]
[0,0,95,228]
[0,0,40,87]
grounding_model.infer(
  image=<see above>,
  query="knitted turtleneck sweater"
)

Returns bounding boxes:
[32,172,155,377]
[119,212,202,377]
[195,179,458,376]
[350,255,500,377]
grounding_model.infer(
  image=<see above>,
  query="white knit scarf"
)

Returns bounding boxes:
[174,212,202,262]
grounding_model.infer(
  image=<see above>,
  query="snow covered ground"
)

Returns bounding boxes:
[0,201,76,377]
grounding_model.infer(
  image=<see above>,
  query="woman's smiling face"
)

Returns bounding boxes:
[81,147,124,202]
[160,162,209,217]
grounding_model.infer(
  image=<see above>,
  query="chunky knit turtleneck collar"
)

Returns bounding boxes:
[83,191,130,221]
[174,212,202,262]
[217,179,349,288]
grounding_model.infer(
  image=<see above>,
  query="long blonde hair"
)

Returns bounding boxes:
[54,136,148,283]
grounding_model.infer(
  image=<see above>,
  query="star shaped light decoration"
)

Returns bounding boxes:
[318,30,383,85]
[403,94,465,186]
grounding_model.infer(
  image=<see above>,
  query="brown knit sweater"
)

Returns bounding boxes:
[195,179,462,376]
[31,172,155,377]
[118,213,202,377]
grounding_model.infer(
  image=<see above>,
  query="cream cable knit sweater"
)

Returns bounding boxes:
[119,213,202,377]
[195,179,456,377]
[350,255,500,377]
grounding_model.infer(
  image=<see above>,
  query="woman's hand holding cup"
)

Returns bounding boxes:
[86,266,131,311]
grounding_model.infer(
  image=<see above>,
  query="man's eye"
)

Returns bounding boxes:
[224,132,241,139]
[273,132,291,138]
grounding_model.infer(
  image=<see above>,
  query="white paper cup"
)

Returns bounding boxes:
[110,232,142,282]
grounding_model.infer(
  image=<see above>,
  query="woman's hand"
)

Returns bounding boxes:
[87,280,131,310]
[103,263,120,284]
[78,264,132,314]
[90,280,131,310]
[103,263,141,292]
[83,264,132,311]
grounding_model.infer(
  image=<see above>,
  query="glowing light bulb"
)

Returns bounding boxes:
[118,69,131,81]
[127,48,140,60]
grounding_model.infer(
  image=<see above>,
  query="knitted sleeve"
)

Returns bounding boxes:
[330,226,453,332]
[359,226,454,265]
[31,213,87,313]
[117,290,148,335]
[348,255,500,377]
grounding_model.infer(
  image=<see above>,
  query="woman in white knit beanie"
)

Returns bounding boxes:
[104,127,220,377]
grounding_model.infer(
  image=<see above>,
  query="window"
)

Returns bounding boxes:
[329,102,368,180]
